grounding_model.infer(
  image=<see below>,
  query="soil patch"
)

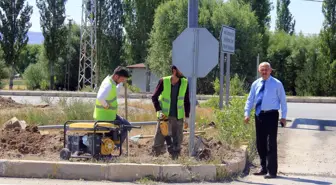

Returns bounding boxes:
[0,96,24,109]
[0,125,244,164]
[0,125,63,160]
[124,135,245,164]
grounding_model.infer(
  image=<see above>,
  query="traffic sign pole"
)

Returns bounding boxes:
[219,52,224,109]
[220,25,236,107]
[225,54,230,106]
[188,0,198,157]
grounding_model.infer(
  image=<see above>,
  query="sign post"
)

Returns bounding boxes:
[172,28,219,156]
[219,25,235,107]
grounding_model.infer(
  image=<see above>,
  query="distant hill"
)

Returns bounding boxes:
[27,31,44,45]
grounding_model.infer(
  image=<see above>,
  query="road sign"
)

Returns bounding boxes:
[172,27,219,156]
[172,28,219,78]
[220,25,235,54]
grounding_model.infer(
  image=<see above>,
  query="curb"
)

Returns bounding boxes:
[0,145,247,182]
[1,90,336,103]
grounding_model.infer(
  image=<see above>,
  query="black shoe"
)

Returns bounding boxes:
[264,174,277,179]
[253,170,267,176]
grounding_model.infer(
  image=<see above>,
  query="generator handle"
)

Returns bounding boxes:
[123,125,141,129]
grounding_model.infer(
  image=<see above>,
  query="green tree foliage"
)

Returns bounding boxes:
[36,0,68,90]
[0,0,33,89]
[18,44,42,74]
[275,0,295,35]
[147,0,261,93]
[242,0,272,58]
[96,0,124,83]
[123,0,166,65]
[320,0,336,95]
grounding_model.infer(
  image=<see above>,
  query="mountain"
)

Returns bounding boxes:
[27,31,44,45]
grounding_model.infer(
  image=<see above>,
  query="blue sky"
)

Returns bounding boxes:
[27,0,324,35]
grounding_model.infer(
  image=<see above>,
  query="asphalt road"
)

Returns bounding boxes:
[3,95,336,120]
[1,175,336,185]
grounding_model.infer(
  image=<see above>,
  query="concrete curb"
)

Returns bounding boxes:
[0,145,247,182]
[1,90,336,103]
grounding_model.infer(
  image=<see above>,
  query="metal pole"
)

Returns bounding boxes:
[188,0,198,157]
[124,82,129,156]
[256,53,260,79]
[219,52,224,109]
[225,54,230,106]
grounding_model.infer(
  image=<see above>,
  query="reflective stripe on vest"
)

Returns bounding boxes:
[158,76,188,119]
[93,76,118,121]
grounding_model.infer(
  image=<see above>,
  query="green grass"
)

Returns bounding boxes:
[1,79,27,90]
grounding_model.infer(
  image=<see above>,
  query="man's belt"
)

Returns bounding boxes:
[260,109,278,113]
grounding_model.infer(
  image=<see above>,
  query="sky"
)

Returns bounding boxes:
[27,0,325,35]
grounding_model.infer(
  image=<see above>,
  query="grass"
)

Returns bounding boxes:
[1,79,27,90]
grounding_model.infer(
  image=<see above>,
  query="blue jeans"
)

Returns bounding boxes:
[115,115,132,146]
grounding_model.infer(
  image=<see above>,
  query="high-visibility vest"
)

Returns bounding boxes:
[157,76,188,119]
[93,76,118,121]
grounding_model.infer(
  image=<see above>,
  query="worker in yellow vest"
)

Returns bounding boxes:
[93,66,131,148]
[151,65,190,159]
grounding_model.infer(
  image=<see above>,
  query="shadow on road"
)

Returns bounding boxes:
[276,175,332,184]
[233,175,332,185]
[288,118,336,131]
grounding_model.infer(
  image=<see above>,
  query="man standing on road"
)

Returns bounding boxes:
[151,65,190,159]
[93,66,132,148]
[244,62,287,179]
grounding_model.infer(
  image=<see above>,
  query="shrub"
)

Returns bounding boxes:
[212,74,248,96]
[0,60,9,89]
[23,62,48,90]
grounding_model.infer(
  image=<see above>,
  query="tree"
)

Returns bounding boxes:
[275,0,295,35]
[96,0,124,83]
[0,0,33,89]
[147,0,261,93]
[242,0,272,60]
[123,0,166,65]
[18,44,42,74]
[36,0,68,90]
[320,0,336,95]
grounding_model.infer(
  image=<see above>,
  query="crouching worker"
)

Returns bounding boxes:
[93,66,132,148]
[151,65,190,159]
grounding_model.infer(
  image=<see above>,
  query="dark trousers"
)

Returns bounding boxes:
[254,110,279,175]
[115,115,132,146]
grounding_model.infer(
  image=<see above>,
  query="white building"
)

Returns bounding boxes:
[126,63,161,93]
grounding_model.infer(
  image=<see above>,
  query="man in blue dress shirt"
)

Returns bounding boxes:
[244,62,287,179]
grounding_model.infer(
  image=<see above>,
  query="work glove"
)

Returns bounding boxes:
[184,117,189,129]
[157,111,166,120]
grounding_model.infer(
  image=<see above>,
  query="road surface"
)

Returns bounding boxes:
[3,95,336,120]
[0,175,335,185]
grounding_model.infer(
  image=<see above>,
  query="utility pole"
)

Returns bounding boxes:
[78,0,97,90]
[65,19,72,90]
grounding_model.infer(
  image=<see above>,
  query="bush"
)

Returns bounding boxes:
[213,95,255,146]
[23,62,48,90]
[212,73,248,96]
[0,60,9,89]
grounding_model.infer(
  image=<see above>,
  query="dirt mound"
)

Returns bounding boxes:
[127,135,244,164]
[0,125,63,160]
[0,96,23,109]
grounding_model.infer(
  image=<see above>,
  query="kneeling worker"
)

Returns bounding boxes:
[93,66,132,147]
[151,65,190,159]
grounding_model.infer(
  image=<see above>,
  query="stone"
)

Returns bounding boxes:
[3,117,26,130]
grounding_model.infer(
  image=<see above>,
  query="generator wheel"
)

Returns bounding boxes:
[60,148,71,160]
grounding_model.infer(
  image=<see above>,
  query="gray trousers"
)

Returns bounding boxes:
[152,116,184,155]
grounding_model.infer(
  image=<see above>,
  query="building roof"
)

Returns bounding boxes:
[126,63,146,68]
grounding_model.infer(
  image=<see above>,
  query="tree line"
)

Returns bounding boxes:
[0,0,335,96]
